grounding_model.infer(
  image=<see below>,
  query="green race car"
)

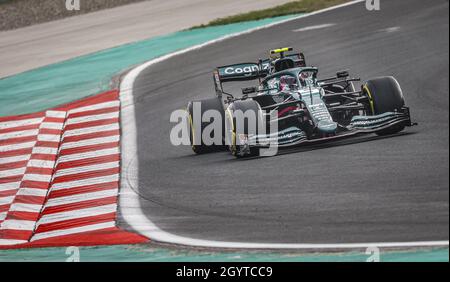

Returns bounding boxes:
[187,48,416,158]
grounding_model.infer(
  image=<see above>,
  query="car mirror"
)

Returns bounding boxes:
[242,87,257,95]
[337,70,349,78]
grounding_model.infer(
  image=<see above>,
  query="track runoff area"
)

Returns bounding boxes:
[0,0,448,264]
[119,0,448,251]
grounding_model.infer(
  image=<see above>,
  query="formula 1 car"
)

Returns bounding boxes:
[187,48,416,157]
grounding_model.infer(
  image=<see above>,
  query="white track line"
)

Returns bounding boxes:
[28,159,55,168]
[37,134,61,142]
[62,124,120,138]
[0,196,15,206]
[51,174,119,191]
[68,101,120,115]
[66,112,119,125]
[0,129,39,141]
[0,168,26,178]
[0,239,28,245]
[32,147,58,155]
[119,0,449,250]
[37,204,117,225]
[44,189,118,207]
[0,220,36,231]
[17,188,48,197]
[22,174,52,182]
[293,23,336,32]
[31,221,116,242]
[0,118,43,130]
[0,155,31,165]
[0,141,36,152]
[57,148,120,163]
[0,182,21,192]
[60,135,120,150]
[54,161,119,178]
[9,203,42,213]
[41,122,65,130]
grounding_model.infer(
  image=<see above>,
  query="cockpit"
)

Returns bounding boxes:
[260,69,318,95]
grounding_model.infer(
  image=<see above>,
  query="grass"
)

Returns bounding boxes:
[191,0,351,29]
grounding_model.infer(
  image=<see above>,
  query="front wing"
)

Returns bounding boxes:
[246,109,414,149]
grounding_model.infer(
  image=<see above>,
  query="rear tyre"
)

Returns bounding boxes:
[187,97,225,154]
[363,76,406,136]
[225,100,264,158]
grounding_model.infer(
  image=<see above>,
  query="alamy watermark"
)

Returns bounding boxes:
[65,246,80,262]
[366,246,381,262]
[170,103,279,156]
[66,0,80,11]
[366,0,381,11]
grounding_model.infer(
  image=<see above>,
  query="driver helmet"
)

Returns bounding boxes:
[279,75,297,91]
[299,71,312,86]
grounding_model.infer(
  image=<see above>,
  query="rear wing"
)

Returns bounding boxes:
[213,62,270,96]
[213,52,306,94]
[215,62,268,82]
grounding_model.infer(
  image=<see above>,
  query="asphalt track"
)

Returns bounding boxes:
[122,0,449,245]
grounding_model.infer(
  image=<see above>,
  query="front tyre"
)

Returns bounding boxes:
[225,100,264,158]
[363,76,406,136]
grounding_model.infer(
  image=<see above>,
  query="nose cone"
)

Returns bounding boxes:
[317,120,338,134]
